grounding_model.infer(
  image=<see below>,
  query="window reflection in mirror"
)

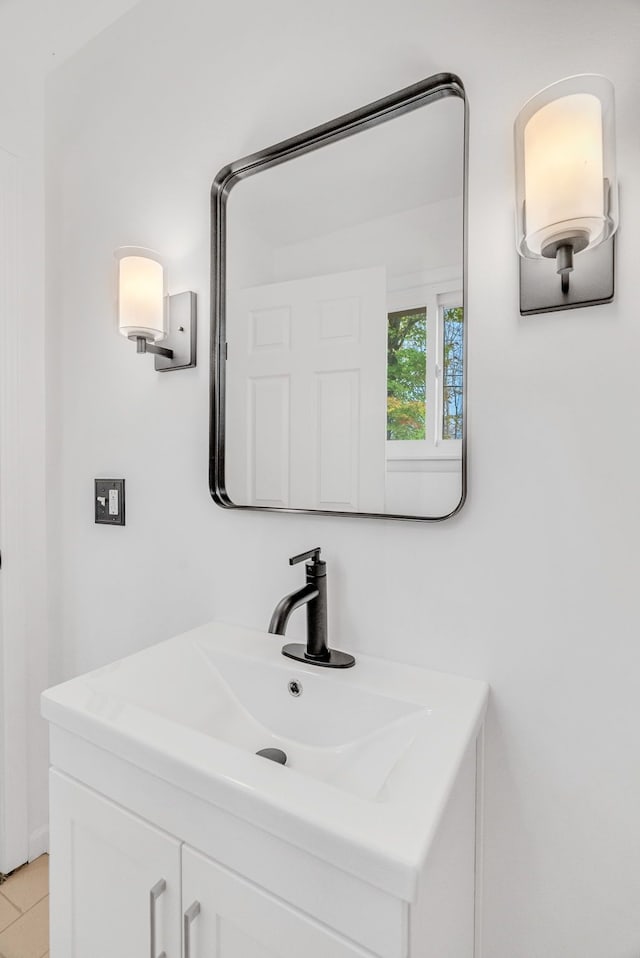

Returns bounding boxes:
[386,300,464,447]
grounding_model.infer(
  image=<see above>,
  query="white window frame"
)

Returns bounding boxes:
[386,269,463,462]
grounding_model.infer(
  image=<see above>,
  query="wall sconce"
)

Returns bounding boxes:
[514,75,618,315]
[115,247,197,370]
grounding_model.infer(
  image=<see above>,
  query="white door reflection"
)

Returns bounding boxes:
[226,267,386,512]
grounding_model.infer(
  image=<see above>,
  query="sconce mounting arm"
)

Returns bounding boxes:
[132,336,174,360]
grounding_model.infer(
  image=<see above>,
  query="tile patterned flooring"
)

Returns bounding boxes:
[0,856,49,958]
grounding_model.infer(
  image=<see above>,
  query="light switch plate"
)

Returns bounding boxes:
[95,479,125,525]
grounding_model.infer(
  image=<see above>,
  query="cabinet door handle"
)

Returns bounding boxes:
[183,900,201,958]
[150,878,167,958]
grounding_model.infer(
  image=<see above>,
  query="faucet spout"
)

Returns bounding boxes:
[268,583,319,636]
[268,547,355,669]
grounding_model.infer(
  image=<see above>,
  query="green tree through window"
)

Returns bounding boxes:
[387,308,427,440]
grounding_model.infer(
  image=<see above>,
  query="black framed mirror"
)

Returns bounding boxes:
[210,73,467,520]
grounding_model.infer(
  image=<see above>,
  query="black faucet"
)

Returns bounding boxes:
[268,548,355,669]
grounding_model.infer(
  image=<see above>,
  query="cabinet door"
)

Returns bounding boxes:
[50,769,182,958]
[182,845,373,958]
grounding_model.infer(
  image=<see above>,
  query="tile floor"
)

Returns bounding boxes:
[0,856,49,958]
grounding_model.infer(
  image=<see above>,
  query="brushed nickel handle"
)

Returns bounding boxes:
[184,900,201,958]
[150,878,167,958]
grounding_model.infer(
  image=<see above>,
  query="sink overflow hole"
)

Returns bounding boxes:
[288,680,302,697]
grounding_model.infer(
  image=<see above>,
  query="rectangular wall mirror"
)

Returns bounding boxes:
[210,73,467,520]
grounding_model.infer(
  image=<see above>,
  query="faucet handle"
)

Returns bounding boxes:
[289,547,322,567]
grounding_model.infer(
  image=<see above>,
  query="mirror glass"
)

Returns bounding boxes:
[212,77,466,520]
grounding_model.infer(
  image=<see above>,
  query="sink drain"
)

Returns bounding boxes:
[288,679,302,697]
[256,747,287,765]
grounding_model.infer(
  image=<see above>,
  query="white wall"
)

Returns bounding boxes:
[385,461,460,516]
[45,1,640,955]
[272,197,462,283]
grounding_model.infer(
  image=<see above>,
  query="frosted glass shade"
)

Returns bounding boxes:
[514,75,618,259]
[115,247,166,341]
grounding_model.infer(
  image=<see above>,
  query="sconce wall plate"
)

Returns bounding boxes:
[153,291,197,371]
[519,235,615,315]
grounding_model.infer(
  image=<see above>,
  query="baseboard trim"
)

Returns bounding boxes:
[28,824,49,861]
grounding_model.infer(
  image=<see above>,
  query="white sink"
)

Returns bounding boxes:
[42,621,488,899]
[81,634,428,801]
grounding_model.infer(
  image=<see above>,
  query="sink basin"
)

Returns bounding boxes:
[81,634,428,801]
[42,621,488,899]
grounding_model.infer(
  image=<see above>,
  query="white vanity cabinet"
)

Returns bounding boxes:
[48,741,477,958]
[49,770,182,958]
[182,845,372,958]
[50,769,376,958]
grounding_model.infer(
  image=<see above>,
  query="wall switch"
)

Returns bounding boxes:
[95,479,125,525]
